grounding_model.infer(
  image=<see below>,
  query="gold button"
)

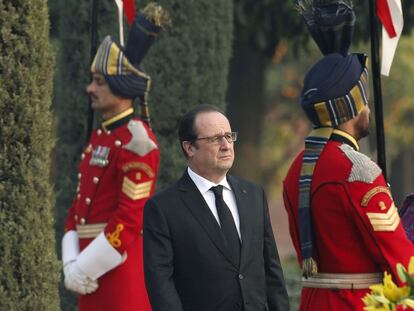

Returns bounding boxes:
[107,130,111,135]
[93,177,99,184]
[85,144,92,153]
[140,230,143,236]
[78,173,82,179]
[81,153,85,160]
[97,129,102,135]
[85,197,91,205]
[77,194,81,199]
[115,140,122,147]
[74,215,78,221]
[76,185,80,193]
[80,218,86,224]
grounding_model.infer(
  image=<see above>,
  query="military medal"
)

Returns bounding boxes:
[90,146,110,167]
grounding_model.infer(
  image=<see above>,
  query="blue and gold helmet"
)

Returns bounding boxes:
[91,3,169,100]
[91,35,150,100]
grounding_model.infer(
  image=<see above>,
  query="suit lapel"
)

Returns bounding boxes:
[179,172,238,268]
[227,175,252,268]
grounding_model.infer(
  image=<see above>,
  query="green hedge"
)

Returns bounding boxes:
[0,1,60,309]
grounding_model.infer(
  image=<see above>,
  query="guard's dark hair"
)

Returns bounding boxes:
[178,104,224,157]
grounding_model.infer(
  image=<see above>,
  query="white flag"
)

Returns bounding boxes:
[381,0,403,76]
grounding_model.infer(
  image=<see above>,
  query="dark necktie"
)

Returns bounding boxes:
[210,185,240,266]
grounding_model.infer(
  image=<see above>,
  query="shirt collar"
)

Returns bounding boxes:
[101,107,134,132]
[331,129,359,151]
[187,167,231,195]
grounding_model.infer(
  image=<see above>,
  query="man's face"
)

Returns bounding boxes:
[355,105,371,140]
[86,73,120,115]
[185,111,235,182]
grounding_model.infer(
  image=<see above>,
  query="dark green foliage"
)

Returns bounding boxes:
[142,0,234,187]
[234,0,304,56]
[0,0,60,309]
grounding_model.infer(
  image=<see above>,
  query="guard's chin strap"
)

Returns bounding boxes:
[298,127,334,278]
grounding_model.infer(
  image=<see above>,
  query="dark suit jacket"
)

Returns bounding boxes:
[143,172,290,311]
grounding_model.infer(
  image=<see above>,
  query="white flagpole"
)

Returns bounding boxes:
[114,0,124,47]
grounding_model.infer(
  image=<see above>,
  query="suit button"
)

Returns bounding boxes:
[93,177,99,184]
[85,197,91,205]
[80,218,86,224]
[238,274,244,280]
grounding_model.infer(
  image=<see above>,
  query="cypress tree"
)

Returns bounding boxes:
[0,0,60,310]
[143,0,234,186]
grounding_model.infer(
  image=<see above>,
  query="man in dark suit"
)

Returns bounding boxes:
[143,105,290,311]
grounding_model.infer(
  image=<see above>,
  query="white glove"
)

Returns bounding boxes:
[76,232,124,280]
[63,259,75,278]
[64,260,99,295]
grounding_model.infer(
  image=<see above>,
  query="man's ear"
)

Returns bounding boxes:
[182,141,195,158]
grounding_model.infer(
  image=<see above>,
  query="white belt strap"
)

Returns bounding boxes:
[302,272,383,290]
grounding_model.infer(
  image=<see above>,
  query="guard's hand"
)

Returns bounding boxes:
[64,261,99,295]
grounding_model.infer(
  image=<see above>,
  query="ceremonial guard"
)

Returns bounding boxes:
[60,3,168,310]
[283,1,414,310]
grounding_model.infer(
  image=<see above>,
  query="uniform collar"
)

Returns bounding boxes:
[331,129,359,151]
[101,108,134,132]
[187,167,231,195]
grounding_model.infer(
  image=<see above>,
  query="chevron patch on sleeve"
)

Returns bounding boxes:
[122,177,153,200]
[366,203,400,232]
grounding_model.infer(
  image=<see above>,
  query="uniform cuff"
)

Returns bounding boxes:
[62,230,79,265]
[76,232,123,280]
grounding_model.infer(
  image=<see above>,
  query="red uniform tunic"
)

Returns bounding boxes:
[283,130,414,310]
[65,109,159,311]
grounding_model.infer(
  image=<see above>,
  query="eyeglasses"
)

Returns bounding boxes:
[194,132,238,144]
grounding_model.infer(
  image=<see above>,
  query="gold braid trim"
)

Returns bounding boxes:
[106,224,124,248]
[122,162,155,178]
[361,186,392,207]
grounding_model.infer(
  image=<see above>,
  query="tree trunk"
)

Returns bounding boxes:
[227,45,267,182]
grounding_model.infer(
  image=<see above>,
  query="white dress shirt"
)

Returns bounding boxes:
[187,167,241,238]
